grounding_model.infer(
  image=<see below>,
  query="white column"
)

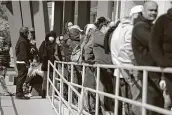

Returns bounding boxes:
[97,1,112,20]
[120,0,144,18]
[20,1,32,28]
[155,1,172,17]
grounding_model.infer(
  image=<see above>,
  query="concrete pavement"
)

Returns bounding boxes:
[0,74,57,115]
[0,96,57,115]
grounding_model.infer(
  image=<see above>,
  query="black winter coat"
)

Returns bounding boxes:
[15,36,31,65]
[39,31,58,71]
[150,8,172,67]
[132,16,163,99]
[132,15,156,66]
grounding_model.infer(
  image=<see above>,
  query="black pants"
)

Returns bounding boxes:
[25,74,43,85]
[99,68,114,112]
[165,73,172,106]
[16,63,28,96]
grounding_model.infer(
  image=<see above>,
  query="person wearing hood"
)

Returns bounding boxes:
[150,7,172,109]
[39,30,60,98]
[110,5,143,115]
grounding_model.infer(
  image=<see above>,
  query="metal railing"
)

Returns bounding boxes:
[46,60,172,115]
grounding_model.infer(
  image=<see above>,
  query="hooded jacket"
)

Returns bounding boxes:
[39,31,59,71]
[111,19,134,65]
[93,30,113,64]
[150,8,172,67]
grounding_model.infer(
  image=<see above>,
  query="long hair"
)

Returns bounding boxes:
[94,17,110,30]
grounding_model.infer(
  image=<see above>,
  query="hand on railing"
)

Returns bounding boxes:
[159,80,166,90]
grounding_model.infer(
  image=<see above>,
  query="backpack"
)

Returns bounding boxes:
[70,44,81,62]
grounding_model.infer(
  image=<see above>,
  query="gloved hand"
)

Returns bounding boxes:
[159,79,166,90]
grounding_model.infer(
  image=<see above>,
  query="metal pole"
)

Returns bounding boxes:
[47,61,50,98]
[50,1,55,31]
[52,62,56,106]
[62,1,65,34]
[78,65,86,114]
[60,63,64,115]
[95,66,100,115]
[68,64,73,115]
[115,0,119,22]
[142,70,148,115]
[114,68,120,115]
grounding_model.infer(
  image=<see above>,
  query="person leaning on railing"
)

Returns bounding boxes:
[92,17,115,114]
[132,1,164,115]
[150,6,172,110]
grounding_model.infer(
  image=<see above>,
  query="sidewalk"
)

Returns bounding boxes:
[0,76,57,115]
[0,95,57,115]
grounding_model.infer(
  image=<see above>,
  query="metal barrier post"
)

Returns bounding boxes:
[51,61,172,115]
[69,64,74,106]
[142,70,148,115]
[68,64,74,115]
[59,63,64,115]
[114,68,120,115]
[82,65,85,84]
[52,62,56,106]
[95,66,100,115]
[47,61,50,98]
[78,65,86,114]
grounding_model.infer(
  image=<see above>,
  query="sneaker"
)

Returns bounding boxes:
[25,93,32,97]
[16,95,30,100]
[23,83,30,94]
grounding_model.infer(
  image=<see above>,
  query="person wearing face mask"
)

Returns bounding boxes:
[39,30,60,98]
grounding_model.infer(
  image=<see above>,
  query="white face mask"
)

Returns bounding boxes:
[49,37,54,42]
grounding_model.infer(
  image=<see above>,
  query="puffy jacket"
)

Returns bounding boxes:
[39,31,59,71]
[111,19,134,66]
[93,30,113,64]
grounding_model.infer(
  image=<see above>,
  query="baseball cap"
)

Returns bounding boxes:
[129,5,143,17]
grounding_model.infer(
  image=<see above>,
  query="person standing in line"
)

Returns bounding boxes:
[150,6,172,110]
[132,1,164,115]
[92,17,115,114]
[39,30,60,98]
[15,27,31,99]
[110,5,143,115]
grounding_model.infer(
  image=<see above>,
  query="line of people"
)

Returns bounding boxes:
[57,1,172,115]
[13,1,172,115]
